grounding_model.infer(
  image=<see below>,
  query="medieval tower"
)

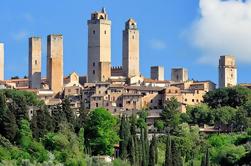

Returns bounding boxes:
[219,55,237,88]
[122,18,140,78]
[151,66,164,81]
[171,68,188,82]
[0,43,4,80]
[28,37,41,89]
[47,34,64,95]
[87,8,111,83]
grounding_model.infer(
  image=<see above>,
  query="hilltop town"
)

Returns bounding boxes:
[0,8,247,116]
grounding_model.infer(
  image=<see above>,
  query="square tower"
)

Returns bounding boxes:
[171,68,188,82]
[123,18,140,78]
[47,34,64,96]
[0,43,4,80]
[87,8,111,83]
[151,66,164,81]
[219,55,237,88]
[28,37,41,89]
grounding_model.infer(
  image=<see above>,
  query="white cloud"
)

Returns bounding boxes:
[11,31,28,41]
[190,0,251,64]
[149,39,167,50]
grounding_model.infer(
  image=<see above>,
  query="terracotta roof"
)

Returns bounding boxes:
[125,86,165,91]
[144,78,171,84]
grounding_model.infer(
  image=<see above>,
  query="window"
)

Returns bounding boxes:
[35,60,38,65]
[93,70,95,75]
[185,98,187,102]
[96,103,98,107]
[104,30,106,34]
[132,35,134,39]
[93,30,95,35]
[68,89,71,93]
[126,101,131,104]
[192,99,195,102]
[93,62,95,67]
[150,100,153,103]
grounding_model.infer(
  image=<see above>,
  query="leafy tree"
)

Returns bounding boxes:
[203,87,251,109]
[213,106,237,131]
[186,104,213,126]
[85,108,119,156]
[160,97,181,133]
[154,120,164,132]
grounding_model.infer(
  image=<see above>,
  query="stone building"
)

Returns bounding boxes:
[151,66,164,81]
[87,8,111,83]
[28,37,42,89]
[171,68,188,82]
[47,34,64,96]
[0,43,4,80]
[219,55,237,88]
[122,18,140,78]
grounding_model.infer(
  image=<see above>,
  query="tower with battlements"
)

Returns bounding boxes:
[47,34,64,95]
[29,37,41,89]
[219,55,237,88]
[122,18,140,78]
[87,8,111,83]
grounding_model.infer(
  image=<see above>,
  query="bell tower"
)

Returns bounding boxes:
[87,8,111,83]
[122,18,140,78]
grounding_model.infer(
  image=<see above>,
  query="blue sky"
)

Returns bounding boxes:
[0,0,251,85]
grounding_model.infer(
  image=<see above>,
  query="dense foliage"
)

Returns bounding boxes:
[1,86,251,165]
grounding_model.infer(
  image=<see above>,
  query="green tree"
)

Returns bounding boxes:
[213,106,237,131]
[164,135,172,166]
[62,98,75,125]
[149,134,158,166]
[160,97,181,133]
[119,114,131,160]
[0,93,18,142]
[85,108,119,156]
[203,86,251,109]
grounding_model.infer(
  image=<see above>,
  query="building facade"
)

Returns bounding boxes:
[47,34,64,96]
[219,55,237,88]
[29,37,42,89]
[87,8,111,83]
[0,43,4,80]
[122,19,140,78]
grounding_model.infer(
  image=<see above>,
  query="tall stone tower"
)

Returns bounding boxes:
[151,66,164,81]
[171,68,188,82]
[0,43,4,81]
[87,8,111,83]
[122,18,140,78]
[219,55,237,88]
[29,37,41,89]
[47,34,64,95]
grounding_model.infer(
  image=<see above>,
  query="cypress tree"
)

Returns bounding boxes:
[62,98,75,124]
[164,135,172,166]
[119,114,130,160]
[0,93,18,142]
[201,148,210,166]
[128,114,138,165]
[149,134,157,166]
[171,140,182,166]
